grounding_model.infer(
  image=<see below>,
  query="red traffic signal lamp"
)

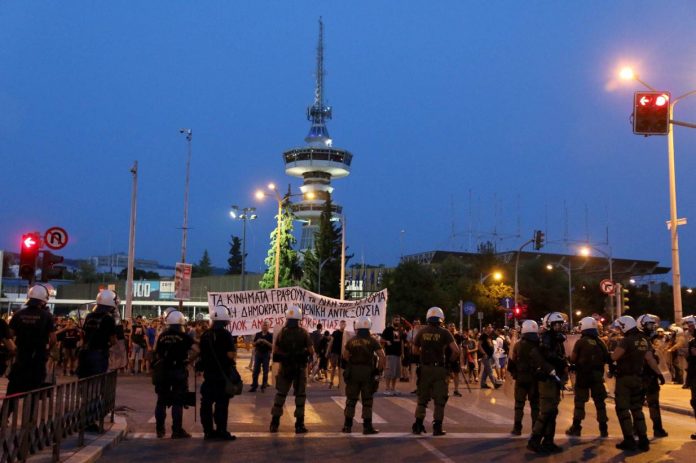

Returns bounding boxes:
[19,232,41,282]
[633,91,670,135]
[40,250,64,282]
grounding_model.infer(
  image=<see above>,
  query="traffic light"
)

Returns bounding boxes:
[533,230,545,250]
[40,251,64,282]
[621,287,630,312]
[514,306,521,319]
[633,91,670,135]
[19,232,41,282]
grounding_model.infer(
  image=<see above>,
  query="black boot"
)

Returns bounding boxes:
[411,418,426,435]
[342,417,353,433]
[269,416,280,433]
[433,420,446,436]
[510,422,522,436]
[541,438,563,453]
[527,435,546,454]
[653,417,668,438]
[363,419,379,435]
[599,422,608,438]
[616,436,637,451]
[637,434,650,451]
[156,426,165,439]
[295,417,308,434]
[565,419,582,437]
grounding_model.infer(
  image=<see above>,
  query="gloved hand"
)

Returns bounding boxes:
[657,373,665,385]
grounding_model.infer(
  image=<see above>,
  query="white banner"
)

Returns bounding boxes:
[175,263,192,300]
[207,286,388,336]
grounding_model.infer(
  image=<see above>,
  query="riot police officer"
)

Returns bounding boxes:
[198,307,237,441]
[6,284,56,394]
[682,315,696,440]
[341,316,386,434]
[527,312,568,454]
[78,290,118,379]
[509,319,540,436]
[612,315,660,452]
[566,317,610,438]
[270,306,314,434]
[153,310,194,439]
[637,314,668,438]
[412,307,459,437]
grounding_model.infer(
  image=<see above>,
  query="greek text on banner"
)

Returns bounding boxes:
[207,287,388,335]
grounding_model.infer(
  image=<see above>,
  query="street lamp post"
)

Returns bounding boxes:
[178,128,192,310]
[230,206,257,290]
[318,257,332,294]
[548,262,574,328]
[340,214,346,300]
[480,271,503,285]
[579,245,614,320]
[620,68,696,323]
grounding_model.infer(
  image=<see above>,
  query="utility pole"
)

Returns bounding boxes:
[178,128,192,310]
[125,161,138,321]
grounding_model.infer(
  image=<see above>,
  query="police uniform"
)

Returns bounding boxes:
[641,332,667,437]
[153,327,193,438]
[511,337,540,434]
[615,328,650,449]
[528,328,567,453]
[199,326,237,439]
[685,333,696,439]
[78,306,116,378]
[7,301,55,394]
[567,333,610,437]
[271,324,313,432]
[342,332,382,433]
[413,323,455,435]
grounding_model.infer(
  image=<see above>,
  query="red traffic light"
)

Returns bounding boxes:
[20,232,41,282]
[633,91,670,135]
[23,236,38,248]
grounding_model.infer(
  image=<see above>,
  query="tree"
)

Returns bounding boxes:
[259,205,301,288]
[301,196,344,298]
[76,261,99,283]
[193,250,213,277]
[383,261,446,322]
[227,235,244,275]
[117,268,161,280]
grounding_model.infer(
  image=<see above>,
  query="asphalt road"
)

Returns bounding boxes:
[101,356,696,463]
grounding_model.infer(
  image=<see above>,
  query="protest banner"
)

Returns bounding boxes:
[207,286,388,336]
[175,263,192,300]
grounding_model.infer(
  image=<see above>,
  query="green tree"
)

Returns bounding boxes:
[77,261,99,283]
[301,196,345,298]
[259,206,301,288]
[383,261,446,322]
[117,268,161,280]
[193,250,213,277]
[227,235,244,275]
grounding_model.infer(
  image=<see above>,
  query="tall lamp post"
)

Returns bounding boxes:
[256,183,313,289]
[547,263,575,328]
[340,214,346,300]
[178,128,192,310]
[230,206,257,290]
[579,245,614,320]
[620,67,696,323]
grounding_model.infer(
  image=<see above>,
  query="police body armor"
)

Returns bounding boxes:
[512,339,537,383]
[276,326,309,379]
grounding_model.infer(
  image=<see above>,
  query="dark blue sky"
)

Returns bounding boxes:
[2,2,696,283]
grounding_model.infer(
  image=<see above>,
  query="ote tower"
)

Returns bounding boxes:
[284,18,353,252]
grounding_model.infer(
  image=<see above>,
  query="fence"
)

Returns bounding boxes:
[0,371,117,463]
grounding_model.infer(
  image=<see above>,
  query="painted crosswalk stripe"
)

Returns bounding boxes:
[284,398,323,424]
[447,399,513,425]
[330,396,387,423]
[386,397,457,425]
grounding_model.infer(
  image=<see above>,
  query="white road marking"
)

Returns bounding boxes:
[387,397,458,425]
[331,396,387,423]
[283,397,323,424]
[447,399,513,425]
[416,439,456,463]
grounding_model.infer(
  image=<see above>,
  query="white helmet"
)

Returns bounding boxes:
[96,289,119,308]
[285,305,302,320]
[426,307,445,321]
[211,307,231,322]
[27,284,50,303]
[162,307,177,320]
[636,314,657,332]
[521,320,539,334]
[579,317,598,331]
[165,310,186,325]
[355,316,372,330]
[615,315,637,333]
[542,312,565,329]
[682,315,696,327]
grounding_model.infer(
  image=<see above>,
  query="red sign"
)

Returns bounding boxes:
[44,227,69,250]
[600,279,615,295]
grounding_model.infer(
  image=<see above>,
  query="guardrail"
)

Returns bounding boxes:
[0,370,117,463]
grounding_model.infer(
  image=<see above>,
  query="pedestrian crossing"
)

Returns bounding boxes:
[331,396,387,423]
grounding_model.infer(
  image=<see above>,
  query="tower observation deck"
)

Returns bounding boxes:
[284,18,353,252]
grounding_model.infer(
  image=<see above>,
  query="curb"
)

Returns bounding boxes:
[64,416,129,463]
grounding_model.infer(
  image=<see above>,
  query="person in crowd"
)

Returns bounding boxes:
[478,325,501,389]
[153,310,195,439]
[57,319,80,375]
[464,330,479,382]
[381,316,404,396]
[249,321,273,392]
[509,320,540,436]
[493,328,509,382]
[309,323,323,381]
[667,325,687,386]
[316,330,331,381]
[0,315,16,378]
[527,312,568,454]
[446,323,464,396]
[130,316,151,375]
[327,320,347,390]
[198,307,237,441]
[565,317,611,438]
[411,307,459,437]
[612,315,660,452]
[270,306,314,434]
[341,316,385,434]
[400,325,412,383]
[636,314,669,438]
[407,319,422,384]
[681,315,696,440]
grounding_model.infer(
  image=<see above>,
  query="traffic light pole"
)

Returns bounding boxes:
[125,161,138,321]
[513,237,535,318]
[667,102,683,323]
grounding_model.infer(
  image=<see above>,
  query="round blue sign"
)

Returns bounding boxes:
[463,301,476,316]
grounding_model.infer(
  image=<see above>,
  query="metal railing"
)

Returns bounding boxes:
[0,371,117,463]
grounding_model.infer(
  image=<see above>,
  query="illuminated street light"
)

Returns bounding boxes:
[229,205,257,290]
[480,271,504,284]
[578,244,615,320]
[546,264,554,270]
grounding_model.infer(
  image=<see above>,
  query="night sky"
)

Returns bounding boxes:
[2,2,696,284]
